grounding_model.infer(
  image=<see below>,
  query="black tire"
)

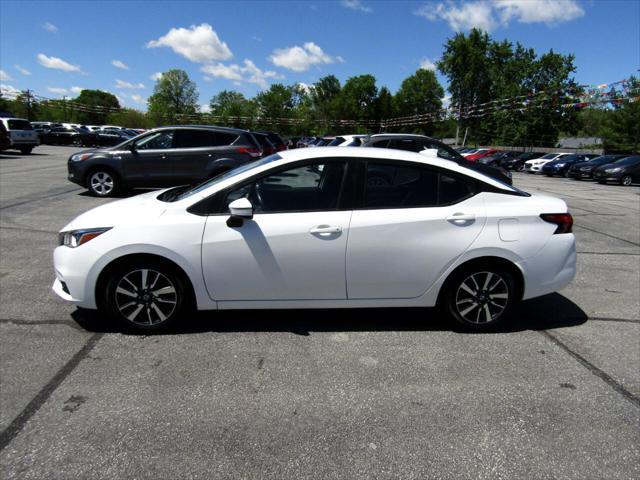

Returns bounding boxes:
[103,259,189,333]
[86,168,119,197]
[19,146,33,155]
[516,163,524,172]
[72,137,83,146]
[442,264,517,332]
[563,170,570,178]
[621,175,633,186]
[545,173,553,177]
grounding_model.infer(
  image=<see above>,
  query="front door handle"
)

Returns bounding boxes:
[309,225,342,235]
[446,213,476,224]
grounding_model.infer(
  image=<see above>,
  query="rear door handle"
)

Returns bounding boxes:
[446,213,476,223]
[309,225,342,235]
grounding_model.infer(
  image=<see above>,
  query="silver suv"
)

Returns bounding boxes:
[0,117,39,154]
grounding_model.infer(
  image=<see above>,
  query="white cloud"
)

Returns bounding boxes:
[296,82,313,94]
[115,79,145,89]
[146,23,232,63]
[201,59,283,89]
[419,57,437,71]
[415,0,585,32]
[70,86,84,94]
[341,0,372,12]
[112,60,130,70]
[47,87,69,95]
[0,70,12,81]
[130,93,145,104]
[150,72,163,81]
[442,95,452,109]
[494,0,584,25]
[37,53,82,73]
[43,22,58,33]
[269,42,335,72]
[415,1,496,32]
[200,103,212,114]
[14,65,31,76]
[0,84,21,97]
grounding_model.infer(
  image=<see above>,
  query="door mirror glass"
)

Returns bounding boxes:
[228,197,253,219]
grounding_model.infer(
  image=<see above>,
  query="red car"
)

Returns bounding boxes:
[465,148,500,162]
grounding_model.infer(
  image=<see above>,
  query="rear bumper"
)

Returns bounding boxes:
[517,234,576,300]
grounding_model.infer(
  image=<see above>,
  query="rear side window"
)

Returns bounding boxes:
[364,163,475,209]
[173,129,238,148]
[389,139,418,152]
[371,139,390,148]
[8,120,32,130]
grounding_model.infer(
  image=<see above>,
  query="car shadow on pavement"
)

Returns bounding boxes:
[71,292,587,336]
[77,188,159,199]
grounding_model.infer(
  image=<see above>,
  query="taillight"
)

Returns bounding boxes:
[540,213,573,234]
[236,147,262,158]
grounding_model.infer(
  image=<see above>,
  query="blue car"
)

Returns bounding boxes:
[541,154,599,177]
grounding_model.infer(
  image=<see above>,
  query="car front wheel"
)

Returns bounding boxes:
[104,262,188,332]
[444,266,516,331]
[621,175,633,186]
[19,146,33,154]
[87,169,118,197]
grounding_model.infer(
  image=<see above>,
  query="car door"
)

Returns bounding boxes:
[346,161,486,299]
[201,159,351,302]
[123,130,175,186]
[169,129,234,183]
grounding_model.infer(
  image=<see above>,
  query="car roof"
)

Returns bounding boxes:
[369,133,440,141]
[161,125,249,133]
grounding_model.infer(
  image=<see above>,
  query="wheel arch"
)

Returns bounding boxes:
[435,255,525,308]
[95,253,197,312]
[83,163,122,188]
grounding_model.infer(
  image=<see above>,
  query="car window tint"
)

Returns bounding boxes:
[8,120,33,130]
[135,131,174,150]
[390,139,417,151]
[439,173,475,204]
[371,140,390,148]
[225,162,346,214]
[365,163,438,208]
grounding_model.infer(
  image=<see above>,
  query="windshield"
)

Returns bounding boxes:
[172,154,283,201]
[587,155,618,165]
[611,156,640,166]
[8,119,33,130]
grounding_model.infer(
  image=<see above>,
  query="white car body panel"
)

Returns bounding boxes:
[52,147,576,313]
[524,153,570,172]
[0,117,39,146]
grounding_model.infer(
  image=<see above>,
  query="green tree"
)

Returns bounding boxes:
[337,74,378,132]
[74,89,120,124]
[147,69,198,125]
[209,90,257,128]
[106,108,151,129]
[375,86,395,131]
[254,84,296,133]
[393,69,444,135]
[600,77,640,153]
[310,75,341,132]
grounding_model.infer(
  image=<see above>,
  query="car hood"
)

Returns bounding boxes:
[60,190,168,232]
[594,163,620,172]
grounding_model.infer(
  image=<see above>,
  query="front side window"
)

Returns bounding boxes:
[364,163,475,209]
[135,131,174,150]
[224,161,346,214]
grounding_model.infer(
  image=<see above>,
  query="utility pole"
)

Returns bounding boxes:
[24,89,33,120]
[62,96,67,122]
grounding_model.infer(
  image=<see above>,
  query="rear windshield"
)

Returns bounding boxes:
[8,119,33,130]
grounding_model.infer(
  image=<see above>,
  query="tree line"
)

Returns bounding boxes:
[1,28,637,151]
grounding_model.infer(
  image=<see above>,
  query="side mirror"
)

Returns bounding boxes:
[227,198,253,227]
[128,142,137,152]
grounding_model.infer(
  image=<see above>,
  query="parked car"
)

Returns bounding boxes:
[524,153,572,173]
[593,155,640,185]
[566,154,626,180]
[465,149,500,162]
[32,121,57,136]
[501,152,546,171]
[94,129,136,147]
[67,126,263,197]
[255,131,287,152]
[0,121,11,151]
[53,146,576,333]
[541,154,599,177]
[0,117,39,154]
[40,126,98,147]
[361,134,512,184]
[251,132,277,157]
[327,134,368,147]
[478,150,522,167]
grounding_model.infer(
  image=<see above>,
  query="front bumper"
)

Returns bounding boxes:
[52,243,109,309]
[593,172,622,182]
[568,170,593,179]
[524,164,544,173]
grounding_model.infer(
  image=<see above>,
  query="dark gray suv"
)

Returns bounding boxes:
[67,126,263,196]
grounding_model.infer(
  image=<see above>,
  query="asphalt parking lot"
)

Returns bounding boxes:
[1,145,638,479]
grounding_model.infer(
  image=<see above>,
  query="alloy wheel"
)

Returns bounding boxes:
[89,171,115,196]
[114,269,178,326]
[621,175,632,186]
[454,271,509,324]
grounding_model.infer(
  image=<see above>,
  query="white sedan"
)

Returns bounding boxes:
[53,147,576,332]
[524,152,571,173]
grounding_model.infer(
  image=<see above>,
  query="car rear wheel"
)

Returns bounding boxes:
[621,175,633,186]
[563,170,570,178]
[104,261,188,332]
[73,137,83,146]
[443,266,516,331]
[19,147,33,155]
[87,169,119,197]
[516,163,524,172]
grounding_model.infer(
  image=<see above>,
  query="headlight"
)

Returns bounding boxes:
[606,167,622,173]
[555,163,565,167]
[58,227,112,247]
[70,153,93,162]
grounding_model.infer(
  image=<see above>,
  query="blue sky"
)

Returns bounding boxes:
[1,0,638,111]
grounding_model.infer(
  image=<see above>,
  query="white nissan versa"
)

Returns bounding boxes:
[53,147,576,332]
